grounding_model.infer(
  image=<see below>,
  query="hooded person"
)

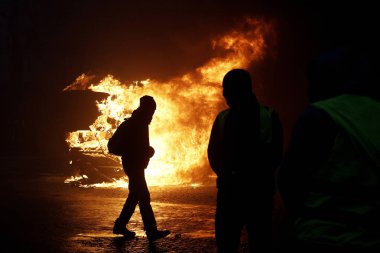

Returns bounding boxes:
[112,95,170,241]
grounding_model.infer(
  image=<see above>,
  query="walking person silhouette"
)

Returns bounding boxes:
[111,95,170,241]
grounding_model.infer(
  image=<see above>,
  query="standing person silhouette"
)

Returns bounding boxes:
[208,69,283,252]
[112,95,170,241]
[278,46,380,252]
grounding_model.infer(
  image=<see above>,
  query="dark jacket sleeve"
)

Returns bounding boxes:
[277,106,338,220]
[208,116,223,176]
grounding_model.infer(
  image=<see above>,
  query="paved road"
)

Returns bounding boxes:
[0,160,236,253]
[0,157,287,252]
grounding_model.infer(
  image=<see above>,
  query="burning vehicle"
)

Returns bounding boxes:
[63,18,274,188]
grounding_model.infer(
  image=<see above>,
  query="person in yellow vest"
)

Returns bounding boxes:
[278,46,380,252]
[208,69,283,252]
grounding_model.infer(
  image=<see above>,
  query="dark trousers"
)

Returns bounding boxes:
[118,168,157,232]
[215,187,273,253]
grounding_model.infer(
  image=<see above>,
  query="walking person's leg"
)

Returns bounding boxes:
[215,189,242,253]
[137,170,170,241]
[113,172,139,237]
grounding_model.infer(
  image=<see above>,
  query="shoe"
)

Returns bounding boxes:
[113,218,136,238]
[146,229,170,242]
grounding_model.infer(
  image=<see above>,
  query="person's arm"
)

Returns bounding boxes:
[208,116,223,176]
[277,106,338,220]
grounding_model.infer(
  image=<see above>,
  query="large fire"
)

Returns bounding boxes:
[63,18,274,188]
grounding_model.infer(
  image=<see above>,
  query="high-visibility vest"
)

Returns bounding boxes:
[294,94,380,248]
[216,105,275,145]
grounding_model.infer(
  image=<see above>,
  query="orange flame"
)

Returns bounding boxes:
[64,18,274,188]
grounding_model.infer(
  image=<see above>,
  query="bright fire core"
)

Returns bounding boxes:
[63,18,274,188]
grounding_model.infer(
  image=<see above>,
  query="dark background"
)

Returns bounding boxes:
[0,0,376,167]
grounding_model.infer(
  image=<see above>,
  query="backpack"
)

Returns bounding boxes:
[107,119,129,156]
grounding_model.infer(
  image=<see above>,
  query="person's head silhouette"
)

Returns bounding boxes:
[306,46,378,103]
[140,95,156,111]
[136,95,156,124]
[222,69,253,108]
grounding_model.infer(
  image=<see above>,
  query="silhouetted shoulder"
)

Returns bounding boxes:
[216,109,230,119]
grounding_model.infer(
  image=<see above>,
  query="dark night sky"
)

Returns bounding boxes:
[0,0,377,161]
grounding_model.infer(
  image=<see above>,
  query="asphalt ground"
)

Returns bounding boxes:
[0,157,287,252]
